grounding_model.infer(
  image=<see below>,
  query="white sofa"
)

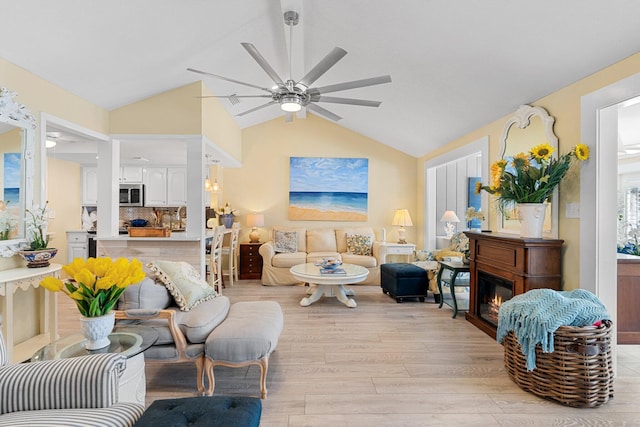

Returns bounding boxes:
[258,226,384,285]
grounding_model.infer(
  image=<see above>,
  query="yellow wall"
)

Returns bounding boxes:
[1,57,110,273]
[225,113,417,243]
[109,81,242,163]
[47,158,83,262]
[418,52,640,290]
[109,82,203,135]
[201,84,242,161]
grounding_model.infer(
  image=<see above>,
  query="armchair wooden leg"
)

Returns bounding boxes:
[195,357,205,395]
[204,357,216,396]
[258,358,268,399]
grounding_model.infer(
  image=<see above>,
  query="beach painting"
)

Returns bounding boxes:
[3,153,20,207]
[289,157,368,221]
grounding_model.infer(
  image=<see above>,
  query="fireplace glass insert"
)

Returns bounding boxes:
[477,271,513,328]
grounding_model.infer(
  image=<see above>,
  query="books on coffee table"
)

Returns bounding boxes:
[320,268,346,274]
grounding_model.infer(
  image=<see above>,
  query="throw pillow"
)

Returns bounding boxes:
[148,260,216,311]
[274,230,298,253]
[117,276,172,311]
[346,233,373,256]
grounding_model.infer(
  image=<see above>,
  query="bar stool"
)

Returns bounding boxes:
[222,222,241,286]
[207,225,226,294]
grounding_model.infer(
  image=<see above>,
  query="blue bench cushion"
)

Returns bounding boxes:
[133,396,261,427]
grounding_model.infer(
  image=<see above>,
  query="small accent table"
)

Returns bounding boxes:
[290,263,369,308]
[239,242,263,280]
[379,242,416,264]
[436,260,470,318]
[32,325,159,405]
[0,263,62,363]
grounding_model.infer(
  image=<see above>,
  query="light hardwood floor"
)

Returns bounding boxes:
[57,281,640,426]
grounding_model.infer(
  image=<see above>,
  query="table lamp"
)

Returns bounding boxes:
[392,209,413,244]
[440,210,460,238]
[246,213,265,243]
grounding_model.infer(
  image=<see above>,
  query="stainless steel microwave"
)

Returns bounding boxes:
[119,184,145,206]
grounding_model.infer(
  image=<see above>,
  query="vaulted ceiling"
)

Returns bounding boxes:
[2,0,640,157]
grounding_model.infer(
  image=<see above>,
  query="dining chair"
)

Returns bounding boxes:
[222,222,241,286]
[208,225,226,294]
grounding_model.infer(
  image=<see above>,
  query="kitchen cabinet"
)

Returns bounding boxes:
[167,167,187,206]
[67,231,88,262]
[144,167,186,206]
[120,166,143,183]
[82,167,98,205]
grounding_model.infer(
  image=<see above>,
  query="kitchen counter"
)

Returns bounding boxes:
[96,232,208,278]
[95,232,203,242]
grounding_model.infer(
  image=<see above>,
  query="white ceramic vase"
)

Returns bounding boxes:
[79,312,115,350]
[516,203,546,238]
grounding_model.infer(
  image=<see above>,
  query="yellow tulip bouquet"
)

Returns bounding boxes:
[40,257,145,317]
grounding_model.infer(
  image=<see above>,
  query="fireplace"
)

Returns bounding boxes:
[477,272,513,328]
[465,232,563,339]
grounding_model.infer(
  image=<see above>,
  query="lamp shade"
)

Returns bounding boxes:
[204,178,213,192]
[392,209,413,227]
[440,210,460,223]
[246,213,265,227]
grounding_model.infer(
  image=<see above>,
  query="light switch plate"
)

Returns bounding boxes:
[566,203,580,218]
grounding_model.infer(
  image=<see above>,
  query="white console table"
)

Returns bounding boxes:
[0,263,61,362]
[379,242,416,264]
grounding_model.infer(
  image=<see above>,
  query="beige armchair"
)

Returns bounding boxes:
[426,232,470,297]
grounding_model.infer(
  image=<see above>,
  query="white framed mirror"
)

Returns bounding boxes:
[0,87,35,256]
[498,104,559,238]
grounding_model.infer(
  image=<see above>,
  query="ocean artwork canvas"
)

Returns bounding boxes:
[3,153,20,206]
[289,157,368,221]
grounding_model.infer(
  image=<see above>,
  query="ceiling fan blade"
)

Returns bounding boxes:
[306,103,342,121]
[187,68,273,93]
[198,95,271,99]
[312,96,381,107]
[309,75,392,95]
[285,112,294,123]
[241,43,285,87]
[236,100,278,117]
[297,47,347,89]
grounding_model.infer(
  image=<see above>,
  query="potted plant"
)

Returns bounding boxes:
[18,201,58,267]
[40,257,145,349]
[476,143,590,237]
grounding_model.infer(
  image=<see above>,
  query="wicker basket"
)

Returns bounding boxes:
[503,320,614,408]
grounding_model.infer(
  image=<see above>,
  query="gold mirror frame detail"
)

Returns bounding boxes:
[0,87,35,256]
[498,105,559,238]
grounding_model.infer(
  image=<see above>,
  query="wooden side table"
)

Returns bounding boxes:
[239,242,263,280]
[436,260,470,318]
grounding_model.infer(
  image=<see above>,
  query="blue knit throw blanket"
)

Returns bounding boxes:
[496,289,610,371]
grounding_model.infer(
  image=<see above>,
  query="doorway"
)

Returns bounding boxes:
[581,71,640,351]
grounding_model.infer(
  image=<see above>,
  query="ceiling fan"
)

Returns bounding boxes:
[187,11,391,122]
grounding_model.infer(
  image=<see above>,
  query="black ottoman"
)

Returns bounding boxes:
[381,263,428,303]
[134,396,261,427]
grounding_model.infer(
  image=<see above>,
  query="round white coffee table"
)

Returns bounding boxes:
[290,263,369,308]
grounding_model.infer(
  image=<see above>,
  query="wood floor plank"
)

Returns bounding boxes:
[54,278,640,426]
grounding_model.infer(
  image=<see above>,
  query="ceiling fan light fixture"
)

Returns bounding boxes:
[45,139,57,148]
[281,96,302,112]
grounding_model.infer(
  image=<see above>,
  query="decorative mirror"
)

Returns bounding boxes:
[498,105,559,238]
[0,87,35,256]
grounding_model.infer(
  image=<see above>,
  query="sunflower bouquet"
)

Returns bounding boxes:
[476,142,590,209]
[40,257,145,317]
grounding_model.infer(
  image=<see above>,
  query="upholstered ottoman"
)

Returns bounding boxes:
[204,301,284,398]
[381,263,428,303]
[133,396,261,427]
